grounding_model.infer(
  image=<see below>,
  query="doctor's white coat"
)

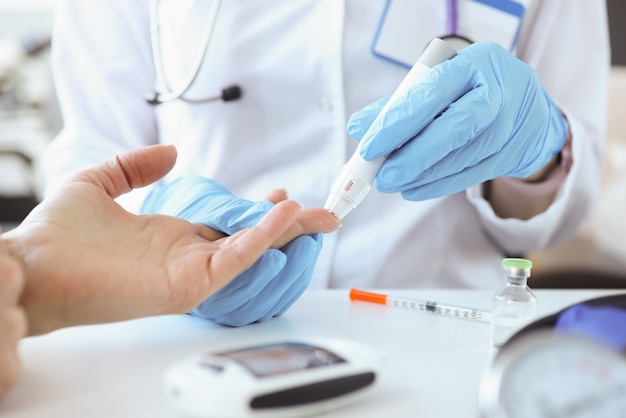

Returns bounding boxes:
[45,0,610,289]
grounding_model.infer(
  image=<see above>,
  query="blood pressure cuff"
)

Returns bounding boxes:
[554,304,626,351]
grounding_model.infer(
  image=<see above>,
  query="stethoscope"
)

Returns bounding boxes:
[144,0,241,105]
[145,0,471,106]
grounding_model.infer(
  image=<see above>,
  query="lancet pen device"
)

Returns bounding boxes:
[324,38,457,219]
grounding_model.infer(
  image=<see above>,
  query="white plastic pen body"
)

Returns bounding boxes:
[324,38,457,220]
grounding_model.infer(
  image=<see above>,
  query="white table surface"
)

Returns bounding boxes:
[2,288,623,418]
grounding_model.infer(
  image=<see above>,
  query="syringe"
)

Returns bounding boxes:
[324,38,458,220]
[350,288,492,323]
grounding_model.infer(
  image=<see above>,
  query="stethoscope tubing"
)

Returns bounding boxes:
[149,0,462,104]
[149,0,222,103]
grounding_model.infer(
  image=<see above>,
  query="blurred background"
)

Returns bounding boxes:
[0,0,625,286]
[0,0,58,228]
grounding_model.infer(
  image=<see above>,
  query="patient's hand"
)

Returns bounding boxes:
[2,145,330,335]
[0,235,27,399]
[242,187,341,249]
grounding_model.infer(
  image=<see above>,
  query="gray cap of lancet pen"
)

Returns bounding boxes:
[419,37,458,67]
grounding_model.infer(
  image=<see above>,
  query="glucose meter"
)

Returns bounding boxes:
[164,338,382,417]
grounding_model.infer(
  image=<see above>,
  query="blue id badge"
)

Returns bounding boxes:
[372,0,527,69]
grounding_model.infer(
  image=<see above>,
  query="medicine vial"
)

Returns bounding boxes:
[490,258,536,348]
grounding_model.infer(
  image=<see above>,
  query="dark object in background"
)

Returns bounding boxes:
[0,149,39,226]
[529,270,626,289]
[0,195,37,223]
[608,0,626,66]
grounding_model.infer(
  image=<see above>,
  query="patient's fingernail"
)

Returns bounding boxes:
[326,209,343,227]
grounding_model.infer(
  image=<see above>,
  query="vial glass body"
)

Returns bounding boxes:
[491,259,537,348]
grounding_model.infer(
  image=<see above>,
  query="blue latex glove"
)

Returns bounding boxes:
[555,304,626,351]
[141,176,322,327]
[347,41,568,201]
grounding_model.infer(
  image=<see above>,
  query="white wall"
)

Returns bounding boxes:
[0,0,58,210]
[528,66,626,279]
[0,1,56,38]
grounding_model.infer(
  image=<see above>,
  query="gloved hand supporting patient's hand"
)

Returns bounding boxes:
[3,145,313,336]
[141,176,329,327]
[347,41,568,201]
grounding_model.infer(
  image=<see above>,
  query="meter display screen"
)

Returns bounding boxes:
[216,342,346,378]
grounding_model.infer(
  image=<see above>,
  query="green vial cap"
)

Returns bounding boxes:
[501,258,533,270]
